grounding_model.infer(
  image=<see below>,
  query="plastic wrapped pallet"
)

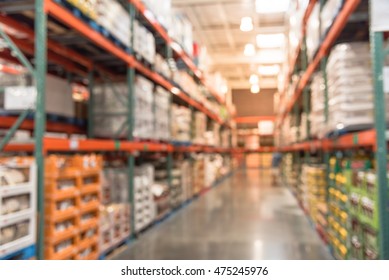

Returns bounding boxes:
[321,0,344,36]
[309,73,326,139]
[133,20,156,64]
[95,0,130,48]
[93,82,127,138]
[306,2,320,61]
[180,160,193,202]
[1,74,75,118]
[134,165,156,232]
[193,112,206,145]
[326,43,375,133]
[154,87,170,141]
[171,105,192,142]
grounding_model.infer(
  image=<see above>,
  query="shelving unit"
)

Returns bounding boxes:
[276,0,389,259]
[0,0,237,260]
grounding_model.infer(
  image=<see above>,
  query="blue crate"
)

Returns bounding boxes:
[0,244,36,260]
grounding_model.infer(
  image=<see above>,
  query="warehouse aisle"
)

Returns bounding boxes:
[115,169,332,260]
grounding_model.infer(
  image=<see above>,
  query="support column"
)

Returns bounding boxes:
[371,31,389,260]
[34,0,47,260]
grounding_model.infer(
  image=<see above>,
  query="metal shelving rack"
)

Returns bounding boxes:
[0,0,237,259]
[276,0,389,259]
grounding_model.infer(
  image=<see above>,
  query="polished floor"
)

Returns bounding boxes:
[115,169,332,260]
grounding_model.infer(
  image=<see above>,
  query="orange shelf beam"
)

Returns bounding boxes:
[0,117,85,134]
[235,116,276,124]
[279,129,375,152]
[279,0,361,128]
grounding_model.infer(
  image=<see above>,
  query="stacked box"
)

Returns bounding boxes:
[192,155,205,195]
[326,43,374,133]
[93,76,155,139]
[193,112,206,145]
[100,167,131,253]
[95,0,130,48]
[170,166,183,209]
[180,160,193,202]
[152,160,171,218]
[327,157,349,260]
[0,158,36,259]
[1,74,75,118]
[133,20,156,64]
[170,12,193,56]
[301,165,327,225]
[154,54,172,79]
[309,73,326,139]
[171,105,192,142]
[134,165,156,232]
[306,2,320,61]
[154,87,170,141]
[142,0,172,29]
[45,154,102,260]
[321,0,344,36]
[134,76,154,139]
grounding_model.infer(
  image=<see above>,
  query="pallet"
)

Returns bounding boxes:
[0,244,35,260]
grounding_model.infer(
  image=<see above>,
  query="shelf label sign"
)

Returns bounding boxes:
[69,139,79,150]
[353,134,359,145]
[372,0,389,32]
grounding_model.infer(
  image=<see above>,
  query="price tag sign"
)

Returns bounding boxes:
[144,144,149,151]
[353,134,359,145]
[69,139,79,150]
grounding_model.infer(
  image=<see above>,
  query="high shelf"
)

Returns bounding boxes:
[0,0,237,259]
[275,0,389,259]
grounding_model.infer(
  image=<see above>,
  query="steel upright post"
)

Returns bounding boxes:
[34,0,47,260]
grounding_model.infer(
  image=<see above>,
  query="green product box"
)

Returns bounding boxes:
[350,235,364,260]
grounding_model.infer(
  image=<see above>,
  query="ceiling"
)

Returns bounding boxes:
[172,0,288,90]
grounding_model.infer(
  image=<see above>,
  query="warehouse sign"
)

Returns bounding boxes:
[371,0,389,31]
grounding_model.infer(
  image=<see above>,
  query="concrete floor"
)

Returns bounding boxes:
[115,169,332,260]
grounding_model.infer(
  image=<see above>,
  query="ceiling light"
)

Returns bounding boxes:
[255,0,290,14]
[251,84,260,94]
[257,49,284,64]
[244,43,256,56]
[240,17,253,32]
[221,85,228,95]
[258,65,280,76]
[249,74,259,84]
[256,33,285,48]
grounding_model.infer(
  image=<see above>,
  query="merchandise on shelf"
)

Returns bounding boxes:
[142,0,172,30]
[96,0,130,48]
[193,112,206,145]
[192,155,205,195]
[155,54,172,79]
[287,0,309,63]
[134,20,156,64]
[134,165,156,232]
[321,0,344,36]
[0,74,75,118]
[171,105,192,143]
[170,11,193,57]
[301,165,327,226]
[170,164,183,209]
[44,154,102,260]
[180,160,193,202]
[326,43,375,133]
[0,157,36,259]
[100,165,131,254]
[154,86,170,141]
[152,160,171,218]
[93,76,155,139]
[309,73,326,139]
[306,2,320,61]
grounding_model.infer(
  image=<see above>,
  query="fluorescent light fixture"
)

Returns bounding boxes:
[221,85,228,95]
[256,33,285,48]
[258,65,280,76]
[240,17,253,32]
[251,84,260,94]
[255,0,290,14]
[244,43,256,56]
[249,74,259,84]
[257,49,284,64]
[171,87,180,95]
